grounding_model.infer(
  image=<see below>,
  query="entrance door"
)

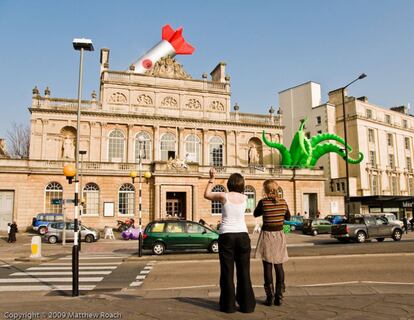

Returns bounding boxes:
[166,192,186,219]
[0,191,14,231]
[303,193,318,218]
[166,200,180,217]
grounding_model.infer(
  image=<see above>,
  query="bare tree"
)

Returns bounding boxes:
[6,122,30,159]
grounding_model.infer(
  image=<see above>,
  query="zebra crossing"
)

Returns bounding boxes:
[129,261,157,288]
[0,254,128,292]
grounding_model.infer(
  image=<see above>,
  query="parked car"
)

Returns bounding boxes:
[331,215,403,243]
[302,218,332,236]
[284,215,304,231]
[44,222,100,244]
[324,215,347,225]
[143,220,219,255]
[32,213,64,235]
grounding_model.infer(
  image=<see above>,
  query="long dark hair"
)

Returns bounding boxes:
[227,173,245,193]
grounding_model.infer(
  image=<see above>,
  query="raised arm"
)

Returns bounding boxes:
[204,168,226,202]
[253,200,264,217]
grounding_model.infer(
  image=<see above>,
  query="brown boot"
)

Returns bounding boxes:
[263,283,274,306]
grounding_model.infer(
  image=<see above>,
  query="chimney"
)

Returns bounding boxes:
[357,96,368,103]
[100,48,110,74]
[390,105,408,114]
[328,88,347,105]
[210,62,226,83]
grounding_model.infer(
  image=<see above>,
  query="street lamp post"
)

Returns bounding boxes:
[78,150,87,252]
[340,73,367,220]
[130,135,145,256]
[72,38,94,297]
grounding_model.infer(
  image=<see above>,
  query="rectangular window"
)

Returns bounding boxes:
[369,151,376,167]
[341,182,346,192]
[388,154,395,168]
[368,129,375,143]
[317,130,322,134]
[371,175,379,195]
[336,183,340,192]
[385,114,391,124]
[403,119,408,128]
[366,109,372,119]
[407,157,412,170]
[405,137,410,150]
[387,134,393,147]
[409,178,414,195]
[391,176,398,195]
[316,116,321,125]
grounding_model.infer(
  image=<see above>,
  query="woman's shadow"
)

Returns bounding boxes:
[175,297,219,312]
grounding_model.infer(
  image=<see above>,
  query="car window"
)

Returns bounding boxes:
[187,223,205,234]
[37,214,44,220]
[54,215,63,221]
[45,215,55,222]
[376,218,387,225]
[52,222,64,229]
[150,223,165,233]
[67,223,75,230]
[166,222,184,233]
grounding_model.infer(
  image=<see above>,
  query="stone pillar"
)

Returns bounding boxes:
[153,125,159,161]
[127,124,134,163]
[225,130,231,166]
[203,129,209,166]
[154,184,161,220]
[192,185,198,222]
[178,127,185,159]
[100,123,108,162]
[41,120,48,159]
[234,130,239,166]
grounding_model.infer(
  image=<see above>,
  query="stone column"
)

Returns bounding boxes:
[225,130,231,166]
[100,123,108,162]
[127,124,134,163]
[178,127,185,159]
[203,129,209,166]
[192,185,198,222]
[153,125,159,161]
[41,120,48,159]
[234,130,239,166]
[154,184,161,220]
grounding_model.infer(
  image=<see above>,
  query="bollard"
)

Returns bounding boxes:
[30,236,42,259]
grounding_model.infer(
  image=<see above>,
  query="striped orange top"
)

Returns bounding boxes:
[253,197,291,231]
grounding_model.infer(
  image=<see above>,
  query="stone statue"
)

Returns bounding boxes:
[248,145,259,165]
[63,136,75,159]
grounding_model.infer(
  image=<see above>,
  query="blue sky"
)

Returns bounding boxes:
[1,0,414,136]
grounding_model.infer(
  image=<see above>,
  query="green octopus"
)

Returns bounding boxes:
[262,118,364,168]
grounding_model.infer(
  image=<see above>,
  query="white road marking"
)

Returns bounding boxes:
[27,266,117,270]
[144,266,153,270]
[130,281,142,287]
[140,270,150,274]
[42,262,122,266]
[59,256,126,260]
[0,285,95,292]
[0,265,11,268]
[10,271,112,276]
[0,277,103,283]
[136,275,146,280]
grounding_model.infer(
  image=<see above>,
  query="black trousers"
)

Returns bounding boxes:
[218,232,256,313]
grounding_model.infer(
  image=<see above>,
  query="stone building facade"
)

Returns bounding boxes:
[0,51,344,231]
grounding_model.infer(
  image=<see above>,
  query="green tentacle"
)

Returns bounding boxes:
[311,133,352,152]
[262,131,292,167]
[289,118,309,166]
[310,143,364,167]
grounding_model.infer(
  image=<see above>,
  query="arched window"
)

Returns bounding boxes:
[244,185,255,214]
[160,133,176,161]
[185,134,200,163]
[45,182,63,213]
[108,130,125,162]
[118,183,135,215]
[209,136,224,167]
[211,185,225,215]
[135,132,152,162]
[83,183,100,215]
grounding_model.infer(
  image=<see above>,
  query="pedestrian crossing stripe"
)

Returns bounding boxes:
[0,277,103,283]
[0,285,95,291]
[128,261,157,288]
[42,262,122,266]
[11,271,112,276]
[27,266,117,270]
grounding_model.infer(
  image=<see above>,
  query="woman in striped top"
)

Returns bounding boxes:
[254,179,291,306]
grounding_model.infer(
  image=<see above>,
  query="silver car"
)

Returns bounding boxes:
[44,222,100,244]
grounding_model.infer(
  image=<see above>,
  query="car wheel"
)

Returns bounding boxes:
[48,236,58,244]
[376,238,385,242]
[290,225,296,231]
[85,234,94,243]
[392,229,402,241]
[209,240,219,253]
[38,227,47,235]
[356,231,366,243]
[152,242,165,255]
[312,229,318,236]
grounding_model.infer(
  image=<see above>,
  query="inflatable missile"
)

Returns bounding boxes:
[132,24,195,74]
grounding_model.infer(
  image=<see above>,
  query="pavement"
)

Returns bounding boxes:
[1,231,414,319]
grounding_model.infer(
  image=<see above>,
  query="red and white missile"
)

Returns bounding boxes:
[132,24,195,74]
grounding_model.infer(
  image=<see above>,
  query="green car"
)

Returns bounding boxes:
[302,218,332,236]
[143,219,219,255]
